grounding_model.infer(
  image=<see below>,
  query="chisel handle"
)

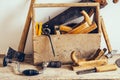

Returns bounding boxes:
[96,64,117,72]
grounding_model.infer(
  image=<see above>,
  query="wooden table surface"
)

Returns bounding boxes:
[0,54,120,80]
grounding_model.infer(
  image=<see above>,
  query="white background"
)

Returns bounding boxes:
[0,0,120,54]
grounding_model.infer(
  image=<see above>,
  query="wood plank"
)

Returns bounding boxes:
[33,34,101,65]
[33,3,99,7]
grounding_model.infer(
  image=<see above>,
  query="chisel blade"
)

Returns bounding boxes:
[76,68,96,75]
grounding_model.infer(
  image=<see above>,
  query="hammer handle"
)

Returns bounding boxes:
[18,0,35,52]
[101,16,112,53]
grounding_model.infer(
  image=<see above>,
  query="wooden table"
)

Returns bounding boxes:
[0,54,120,80]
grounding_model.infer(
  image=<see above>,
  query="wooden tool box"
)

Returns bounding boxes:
[32,3,101,65]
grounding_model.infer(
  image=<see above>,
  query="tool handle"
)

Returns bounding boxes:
[101,16,112,53]
[18,0,35,52]
[77,59,108,67]
[96,64,117,72]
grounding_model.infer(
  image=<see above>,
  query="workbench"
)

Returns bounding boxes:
[0,54,120,80]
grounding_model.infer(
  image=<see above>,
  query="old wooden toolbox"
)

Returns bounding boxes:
[32,3,101,65]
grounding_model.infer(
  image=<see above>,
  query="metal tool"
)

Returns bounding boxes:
[3,57,61,76]
[4,47,25,62]
[43,27,56,57]
[76,67,96,74]
[3,57,41,76]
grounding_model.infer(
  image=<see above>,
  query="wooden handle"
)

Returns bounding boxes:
[77,59,108,67]
[71,51,86,65]
[68,22,89,34]
[81,10,92,25]
[72,59,108,71]
[100,16,112,53]
[95,48,107,60]
[18,0,35,52]
[59,25,72,32]
[71,51,107,66]
[80,22,97,34]
[96,64,117,72]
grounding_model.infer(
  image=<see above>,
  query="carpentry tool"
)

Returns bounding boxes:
[71,51,108,66]
[86,48,107,60]
[79,22,97,34]
[3,57,41,76]
[95,48,107,60]
[3,47,25,64]
[68,10,97,34]
[76,64,117,74]
[68,22,89,34]
[81,10,92,25]
[115,58,120,68]
[18,0,35,53]
[3,57,61,76]
[59,25,72,33]
[42,0,107,34]
[42,61,62,68]
[43,28,55,57]
[100,16,113,58]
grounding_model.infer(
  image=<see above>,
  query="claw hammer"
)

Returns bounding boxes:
[100,16,113,58]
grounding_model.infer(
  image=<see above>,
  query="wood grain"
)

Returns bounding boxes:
[101,16,112,52]
[33,34,101,65]
[18,0,35,52]
[33,3,99,8]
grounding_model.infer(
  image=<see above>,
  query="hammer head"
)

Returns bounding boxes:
[105,50,118,58]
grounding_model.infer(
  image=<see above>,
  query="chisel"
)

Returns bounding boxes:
[76,64,117,75]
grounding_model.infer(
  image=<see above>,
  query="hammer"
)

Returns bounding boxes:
[100,16,117,58]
